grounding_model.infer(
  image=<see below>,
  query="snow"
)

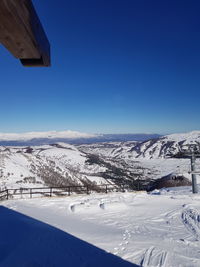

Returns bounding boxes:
[1,187,200,266]
[38,146,86,166]
[0,144,109,189]
[164,131,200,143]
[0,153,42,189]
[79,141,138,158]
[134,158,200,182]
[1,130,200,190]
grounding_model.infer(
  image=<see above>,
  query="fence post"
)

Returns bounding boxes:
[137,180,140,191]
[122,184,125,192]
[50,187,52,197]
[68,186,71,196]
[30,188,32,198]
[7,189,9,200]
[86,185,89,195]
[105,185,108,194]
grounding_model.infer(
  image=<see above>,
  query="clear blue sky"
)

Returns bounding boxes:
[0,0,200,134]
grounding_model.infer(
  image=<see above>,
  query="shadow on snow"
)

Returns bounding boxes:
[0,206,139,267]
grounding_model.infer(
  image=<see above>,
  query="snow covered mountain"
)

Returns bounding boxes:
[80,131,200,160]
[0,143,109,190]
[127,131,200,159]
[0,131,200,190]
[79,131,200,183]
[0,142,153,190]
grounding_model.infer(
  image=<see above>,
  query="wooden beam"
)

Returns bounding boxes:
[0,0,50,66]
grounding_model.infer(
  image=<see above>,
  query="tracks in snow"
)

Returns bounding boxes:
[182,206,200,241]
[67,194,200,266]
[140,247,168,267]
[113,229,132,256]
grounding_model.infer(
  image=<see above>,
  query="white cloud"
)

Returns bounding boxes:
[0,130,99,141]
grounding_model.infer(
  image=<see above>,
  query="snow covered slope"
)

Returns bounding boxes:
[125,131,200,159]
[80,131,200,160]
[78,141,138,158]
[78,131,200,183]
[1,186,200,266]
[0,143,108,189]
[1,131,200,189]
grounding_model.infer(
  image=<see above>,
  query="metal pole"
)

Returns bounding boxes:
[191,153,198,193]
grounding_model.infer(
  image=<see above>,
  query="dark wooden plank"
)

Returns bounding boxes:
[0,0,50,66]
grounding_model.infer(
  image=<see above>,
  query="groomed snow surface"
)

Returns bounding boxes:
[1,187,200,266]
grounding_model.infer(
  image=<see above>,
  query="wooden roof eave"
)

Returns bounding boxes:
[0,0,50,67]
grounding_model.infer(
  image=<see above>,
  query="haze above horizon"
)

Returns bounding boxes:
[0,0,200,134]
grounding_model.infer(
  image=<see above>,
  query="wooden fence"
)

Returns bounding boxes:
[0,189,8,201]
[0,184,129,201]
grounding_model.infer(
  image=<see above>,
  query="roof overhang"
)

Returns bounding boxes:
[0,0,50,67]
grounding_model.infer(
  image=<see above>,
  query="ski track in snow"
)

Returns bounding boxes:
[140,247,168,267]
[66,192,200,266]
[182,206,200,241]
[63,192,200,266]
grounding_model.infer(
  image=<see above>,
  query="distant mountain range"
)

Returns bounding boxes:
[0,130,200,190]
[127,130,200,159]
[0,130,161,146]
[80,131,200,160]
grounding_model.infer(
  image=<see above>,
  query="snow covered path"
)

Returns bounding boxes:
[1,188,200,266]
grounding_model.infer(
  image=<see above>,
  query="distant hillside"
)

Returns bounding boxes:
[81,131,200,160]
[126,131,200,159]
[0,143,108,189]
[1,131,199,190]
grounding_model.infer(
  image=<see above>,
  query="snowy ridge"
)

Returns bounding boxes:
[164,131,200,142]
[82,131,200,160]
[78,131,200,182]
[129,130,200,159]
[0,131,200,189]
[0,143,108,189]
[78,141,138,158]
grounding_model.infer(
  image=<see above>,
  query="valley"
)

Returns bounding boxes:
[0,131,199,191]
